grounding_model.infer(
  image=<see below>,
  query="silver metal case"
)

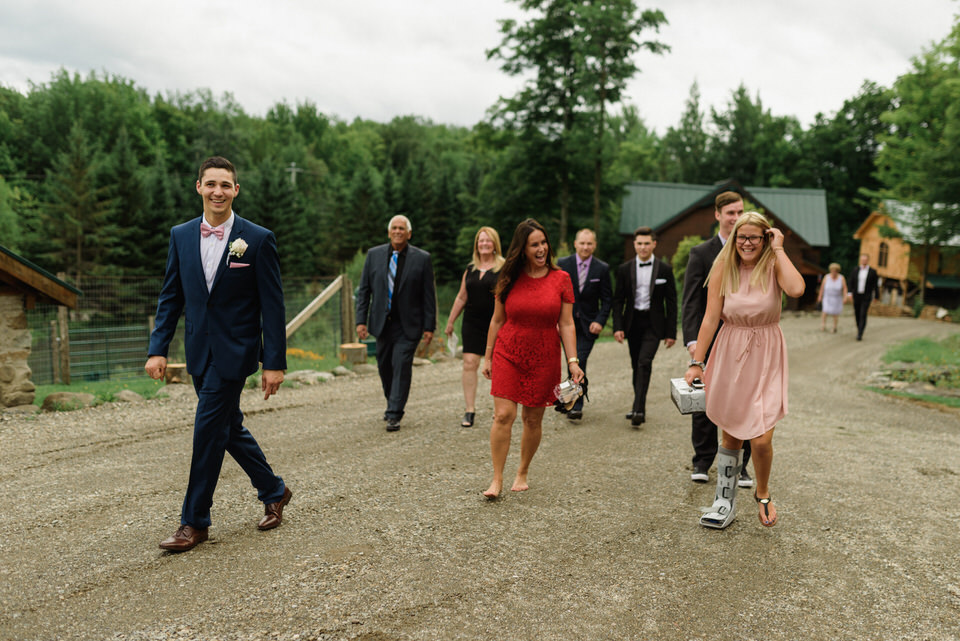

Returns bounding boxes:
[670,378,706,415]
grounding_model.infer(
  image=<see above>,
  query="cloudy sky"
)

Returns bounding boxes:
[1,0,957,134]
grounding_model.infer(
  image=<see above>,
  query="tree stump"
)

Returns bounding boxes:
[339,343,368,365]
[165,363,189,384]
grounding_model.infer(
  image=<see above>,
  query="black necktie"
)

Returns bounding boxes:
[638,261,652,267]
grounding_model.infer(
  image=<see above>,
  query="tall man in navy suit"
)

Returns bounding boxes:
[558,228,612,420]
[612,226,677,427]
[356,215,437,432]
[146,156,291,553]
[682,191,751,487]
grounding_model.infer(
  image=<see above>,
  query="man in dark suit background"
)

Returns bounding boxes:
[558,228,612,421]
[848,252,880,341]
[356,215,437,432]
[146,156,291,553]
[612,226,677,427]
[682,191,752,487]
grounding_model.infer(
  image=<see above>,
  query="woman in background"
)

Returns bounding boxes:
[481,219,582,499]
[817,262,847,333]
[445,227,505,427]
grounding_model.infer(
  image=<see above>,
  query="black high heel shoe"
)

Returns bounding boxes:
[461,412,475,428]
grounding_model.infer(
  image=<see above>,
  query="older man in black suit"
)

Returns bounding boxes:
[681,191,752,487]
[848,253,880,341]
[558,228,612,421]
[612,226,677,427]
[356,215,437,432]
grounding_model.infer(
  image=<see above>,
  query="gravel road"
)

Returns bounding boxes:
[1,312,958,641]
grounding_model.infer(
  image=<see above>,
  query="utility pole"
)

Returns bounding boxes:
[285,161,304,187]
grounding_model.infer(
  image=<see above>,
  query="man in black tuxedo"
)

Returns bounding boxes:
[612,226,677,427]
[558,229,612,420]
[682,191,752,486]
[848,253,880,341]
[356,215,437,432]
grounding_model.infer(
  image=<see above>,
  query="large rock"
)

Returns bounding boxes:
[352,363,378,375]
[155,385,196,401]
[41,392,96,412]
[1,404,39,416]
[286,370,330,385]
[115,390,145,403]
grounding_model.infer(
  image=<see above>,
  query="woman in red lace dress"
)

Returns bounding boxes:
[481,218,583,499]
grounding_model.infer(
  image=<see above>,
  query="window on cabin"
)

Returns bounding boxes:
[878,242,889,268]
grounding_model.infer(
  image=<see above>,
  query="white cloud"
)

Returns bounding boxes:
[0,0,955,132]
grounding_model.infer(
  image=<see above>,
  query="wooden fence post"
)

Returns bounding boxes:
[57,305,70,384]
[50,320,61,384]
[340,275,356,343]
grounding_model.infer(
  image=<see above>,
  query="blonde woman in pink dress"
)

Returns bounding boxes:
[684,212,805,529]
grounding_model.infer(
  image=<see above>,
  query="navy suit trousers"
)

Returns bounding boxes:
[572,328,597,412]
[376,315,420,419]
[182,362,285,529]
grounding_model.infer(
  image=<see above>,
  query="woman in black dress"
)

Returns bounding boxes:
[445,226,504,427]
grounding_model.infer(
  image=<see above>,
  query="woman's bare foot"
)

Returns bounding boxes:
[483,480,502,500]
[510,473,529,492]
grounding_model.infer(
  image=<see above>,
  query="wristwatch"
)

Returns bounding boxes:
[688,360,705,369]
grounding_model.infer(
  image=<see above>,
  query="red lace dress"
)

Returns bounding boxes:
[491,269,575,406]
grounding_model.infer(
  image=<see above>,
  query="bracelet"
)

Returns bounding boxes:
[688,360,705,369]
[773,247,785,253]
[568,357,580,364]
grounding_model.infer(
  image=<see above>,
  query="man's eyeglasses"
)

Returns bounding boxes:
[736,235,764,245]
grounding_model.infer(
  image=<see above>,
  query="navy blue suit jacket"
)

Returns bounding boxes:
[356,243,436,341]
[148,214,287,380]
[558,254,612,336]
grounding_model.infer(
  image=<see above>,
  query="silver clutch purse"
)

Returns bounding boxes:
[670,377,705,415]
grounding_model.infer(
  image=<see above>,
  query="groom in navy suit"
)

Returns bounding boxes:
[558,228,612,420]
[146,156,291,552]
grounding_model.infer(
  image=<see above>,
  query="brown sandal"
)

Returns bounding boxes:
[754,492,778,527]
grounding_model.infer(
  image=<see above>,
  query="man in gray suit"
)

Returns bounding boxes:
[356,215,437,432]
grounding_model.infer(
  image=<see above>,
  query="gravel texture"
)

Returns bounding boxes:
[1,312,958,641]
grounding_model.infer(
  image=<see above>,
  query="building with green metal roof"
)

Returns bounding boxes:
[618,179,831,306]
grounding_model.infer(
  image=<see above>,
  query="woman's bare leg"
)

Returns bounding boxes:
[484,396,517,498]
[748,429,777,525]
[462,353,480,413]
[512,405,546,491]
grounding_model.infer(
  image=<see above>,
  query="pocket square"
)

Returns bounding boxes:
[655,278,667,285]
[589,278,600,282]
[229,262,250,269]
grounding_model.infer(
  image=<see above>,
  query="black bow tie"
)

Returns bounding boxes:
[638,261,652,267]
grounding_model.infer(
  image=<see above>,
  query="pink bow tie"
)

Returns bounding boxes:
[200,222,224,240]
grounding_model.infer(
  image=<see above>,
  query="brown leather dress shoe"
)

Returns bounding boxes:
[159,524,208,552]
[258,487,292,530]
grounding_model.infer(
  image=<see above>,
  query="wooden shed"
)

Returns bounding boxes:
[0,244,80,407]
[853,201,960,308]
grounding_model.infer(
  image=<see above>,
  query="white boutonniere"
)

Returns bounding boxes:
[228,238,248,259]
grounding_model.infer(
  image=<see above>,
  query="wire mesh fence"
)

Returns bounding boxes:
[26,276,345,385]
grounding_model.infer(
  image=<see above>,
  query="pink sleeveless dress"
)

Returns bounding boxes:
[704,263,788,440]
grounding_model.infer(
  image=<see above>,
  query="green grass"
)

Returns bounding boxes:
[882,333,960,367]
[873,333,960,410]
[34,377,167,407]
